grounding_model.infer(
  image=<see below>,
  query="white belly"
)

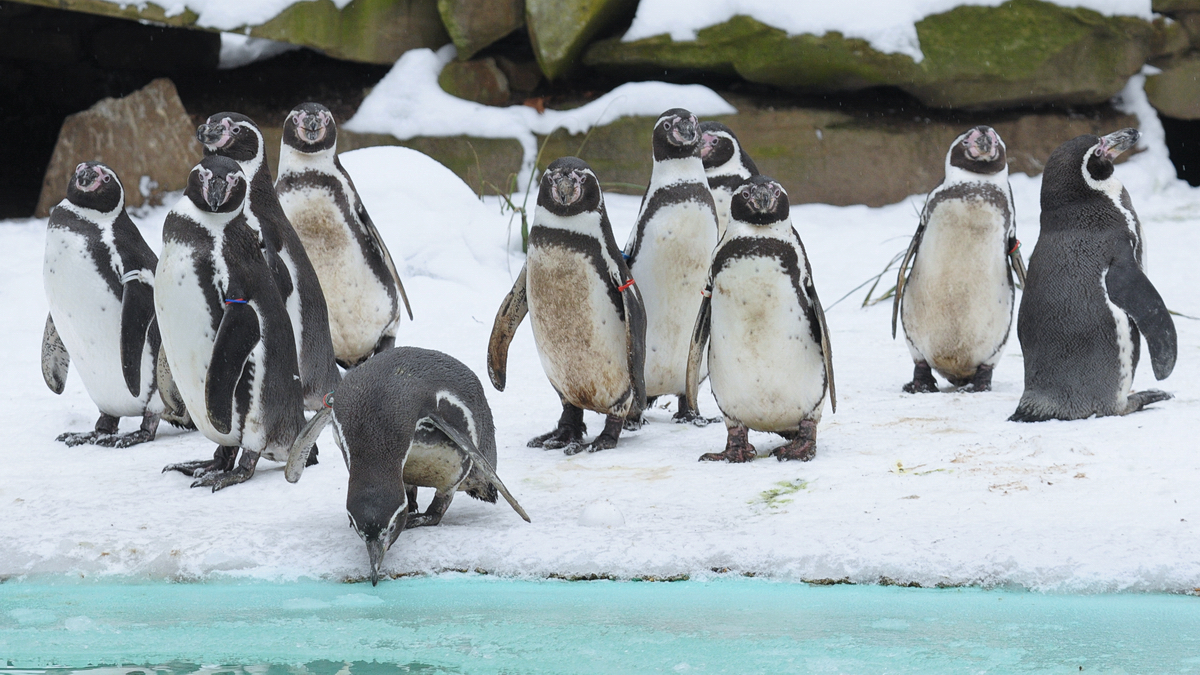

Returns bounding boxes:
[527,246,631,414]
[631,201,717,397]
[44,229,156,417]
[403,440,468,491]
[902,199,1012,379]
[708,256,826,431]
[281,188,396,364]
[711,188,733,241]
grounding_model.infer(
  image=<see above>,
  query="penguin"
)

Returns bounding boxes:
[1010,129,1176,422]
[284,346,530,586]
[624,108,720,423]
[197,112,341,410]
[156,155,309,490]
[698,121,759,240]
[42,161,164,447]
[892,126,1028,393]
[276,102,414,369]
[686,176,835,463]
[487,157,647,454]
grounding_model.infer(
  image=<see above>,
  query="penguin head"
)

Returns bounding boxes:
[1041,128,1139,212]
[66,162,124,214]
[347,490,408,586]
[185,156,248,214]
[947,126,1007,177]
[699,121,737,170]
[730,175,789,226]
[197,113,264,164]
[537,157,603,217]
[283,102,337,153]
[652,108,701,161]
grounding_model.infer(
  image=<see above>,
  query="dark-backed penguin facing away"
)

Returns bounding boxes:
[1010,129,1176,422]
[699,121,759,241]
[285,346,530,585]
[488,157,647,454]
[197,112,340,409]
[892,126,1027,394]
[276,102,413,369]
[624,108,719,423]
[686,176,835,463]
[156,156,310,490]
[42,162,164,447]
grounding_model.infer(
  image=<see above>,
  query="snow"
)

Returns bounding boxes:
[622,0,1154,63]
[4,75,1199,593]
[218,33,300,70]
[345,45,737,185]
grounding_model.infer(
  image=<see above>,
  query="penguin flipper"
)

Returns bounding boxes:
[1007,237,1028,288]
[486,263,529,391]
[205,302,261,435]
[41,313,69,395]
[285,406,332,483]
[357,201,413,320]
[892,220,924,339]
[425,413,531,523]
[119,273,157,397]
[621,275,648,418]
[1105,256,1177,380]
[685,287,712,415]
[806,276,837,414]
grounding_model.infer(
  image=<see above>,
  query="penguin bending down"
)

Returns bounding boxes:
[156,156,310,490]
[277,102,413,369]
[1010,129,1176,422]
[197,112,340,411]
[42,162,165,447]
[488,157,647,454]
[687,176,835,463]
[624,108,720,423]
[893,126,1027,393]
[699,121,759,241]
[285,346,530,586]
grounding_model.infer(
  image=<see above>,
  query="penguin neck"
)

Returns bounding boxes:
[278,143,336,178]
[647,156,706,194]
[56,197,123,229]
[706,159,750,184]
[942,160,1008,188]
[172,196,243,236]
[533,204,607,239]
[726,216,792,242]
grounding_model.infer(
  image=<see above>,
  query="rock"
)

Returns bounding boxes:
[438,57,511,106]
[495,56,543,94]
[526,0,637,80]
[1150,16,1191,60]
[1155,0,1200,12]
[1146,53,1200,119]
[36,78,201,217]
[438,0,524,60]
[586,0,1155,110]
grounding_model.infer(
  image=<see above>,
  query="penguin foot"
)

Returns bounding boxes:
[903,362,939,393]
[56,431,110,446]
[163,445,238,477]
[700,426,757,463]
[94,430,155,448]
[530,403,586,449]
[582,415,624,453]
[191,465,255,492]
[623,415,645,432]
[771,422,817,462]
[961,365,994,393]
[671,396,719,426]
[1124,389,1173,414]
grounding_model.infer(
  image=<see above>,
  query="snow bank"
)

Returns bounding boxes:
[4,77,1199,592]
[622,0,1154,62]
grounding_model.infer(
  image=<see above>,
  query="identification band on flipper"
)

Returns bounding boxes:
[618,278,636,292]
[1009,239,1021,255]
[224,298,248,304]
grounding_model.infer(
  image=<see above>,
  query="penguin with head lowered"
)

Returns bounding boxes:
[699,121,759,241]
[624,108,720,424]
[197,112,341,410]
[893,126,1027,393]
[1010,129,1176,422]
[285,346,530,585]
[687,176,835,462]
[156,155,309,490]
[42,162,165,447]
[488,157,647,454]
[276,102,413,369]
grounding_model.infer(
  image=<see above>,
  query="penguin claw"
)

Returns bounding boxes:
[701,425,757,462]
[771,441,816,462]
[561,442,586,456]
[190,466,255,492]
[94,430,155,448]
[56,431,107,447]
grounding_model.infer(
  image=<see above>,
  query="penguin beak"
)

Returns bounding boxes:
[670,115,699,146]
[745,182,779,215]
[550,170,583,206]
[296,112,328,144]
[964,128,999,162]
[201,174,229,211]
[1097,128,1139,162]
[366,538,386,586]
[74,164,103,192]
[197,121,231,150]
[700,132,717,160]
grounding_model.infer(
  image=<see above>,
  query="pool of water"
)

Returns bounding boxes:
[2,577,1199,673]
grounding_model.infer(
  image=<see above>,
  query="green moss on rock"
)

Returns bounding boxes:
[1146,53,1200,119]
[526,0,637,80]
[437,0,524,60]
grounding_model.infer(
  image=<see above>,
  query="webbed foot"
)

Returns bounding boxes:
[700,425,757,463]
[961,365,994,393]
[94,429,155,448]
[903,362,939,393]
[1124,389,1173,414]
[771,420,817,462]
[672,396,720,426]
[163,445,237,478]
[57,431,107,447]
[191,465,255,492]
[529,403,585,449]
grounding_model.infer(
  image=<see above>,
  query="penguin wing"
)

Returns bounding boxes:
[892,211,927,339]
[205,301,262,435]
[486,263,529,391]
[356,201,413,321]
[119,271,159,398]
[805,270,837,414]
[285,406,332,483]
[41,313,69,395]
[1105,252,1177,380]
[425,413,531,523]
[685,281,713,415]
[621,274,648,417]
[1007,236,1028,288]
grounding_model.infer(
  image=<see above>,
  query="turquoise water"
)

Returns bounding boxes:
[2,577,1200,673]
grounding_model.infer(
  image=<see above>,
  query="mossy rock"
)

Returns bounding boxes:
[1146,53,1200,119]
[339,131,524,195]
[526,0,637,80]
[438,58,511,106]
[1155,0,1200,12]
[586,0,1155,110]
[438,0,524,60]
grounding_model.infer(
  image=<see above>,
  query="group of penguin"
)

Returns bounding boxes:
[39,98,1178,584]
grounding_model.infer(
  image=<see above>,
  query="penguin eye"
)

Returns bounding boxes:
[663,121,673,131]
[102,174,111,183]
[232,126,242,135]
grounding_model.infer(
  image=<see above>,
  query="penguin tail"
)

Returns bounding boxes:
[1124,389,1173,415]
[466,482,499,504]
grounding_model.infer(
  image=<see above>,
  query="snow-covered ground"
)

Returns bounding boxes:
[3,75,1198,592]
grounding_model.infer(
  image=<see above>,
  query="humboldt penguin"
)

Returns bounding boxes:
[699,120,759,240]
